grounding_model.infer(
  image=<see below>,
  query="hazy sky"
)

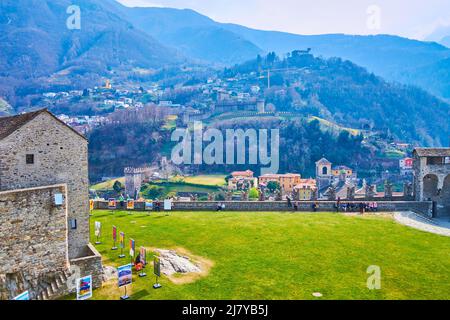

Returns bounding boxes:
[117,0,450,40]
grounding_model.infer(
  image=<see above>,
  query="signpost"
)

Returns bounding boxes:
[119,231,125,258]
[76,275,93,300]
[153,256,162,289]
[139,247,147,278]
[117,264,133,300]
[13,291,30,300]
[94,221,101,244]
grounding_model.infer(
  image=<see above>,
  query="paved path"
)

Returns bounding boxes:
[394,212,450,237]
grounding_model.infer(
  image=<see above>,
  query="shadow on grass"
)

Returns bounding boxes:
[131,289,150,300]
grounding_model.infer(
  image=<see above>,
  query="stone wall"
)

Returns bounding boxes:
[0,185,69,299]
[93,200,433,217]
[69,244,103,291]
[0,112,89,259]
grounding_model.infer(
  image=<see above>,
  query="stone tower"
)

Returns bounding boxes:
[316,158,332,191]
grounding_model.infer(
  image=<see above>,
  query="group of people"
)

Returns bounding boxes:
[335,199,378,214]
[285,197,379,214]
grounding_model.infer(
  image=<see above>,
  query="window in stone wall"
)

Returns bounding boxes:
[69,219,77,230]
[26,154,34,164]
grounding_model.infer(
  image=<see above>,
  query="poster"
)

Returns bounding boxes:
[140,247,146,266]
[127,200,135,210]
[94,221,101,237]
[89,199,94,211]
[13,291,30,300]
[129,239,135,258]
[76,275,93,301]
[108,198,116,209]
[118,264,133,288]
[120,232,125,248]
[164,199,172,211]
[145,201,153,211]
[154,256,161,277]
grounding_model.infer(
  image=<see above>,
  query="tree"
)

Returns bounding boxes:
[113,180,123,193]
[249,188,259,199]
[267,181,281,193]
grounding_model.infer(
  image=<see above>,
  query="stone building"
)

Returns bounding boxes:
[258,173,301,194]
[413,148,450,217]
[0,109,102,300]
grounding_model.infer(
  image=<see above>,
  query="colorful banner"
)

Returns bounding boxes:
[119,232,125,248]
[129,239,135,258]
[89,199,94,211]
[154,256,161,277]
[145,201,153,211]
[127,200,135,210]
[140,247,146,266]
[164,199,172,211]
[76,275,93,301]
[108,198,116,209]
[13,291,30,300]
[118,264,133,288]
[94,221,101,237]
[112,226,117,242]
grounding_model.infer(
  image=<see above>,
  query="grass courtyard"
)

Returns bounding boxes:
[86,210,450,300]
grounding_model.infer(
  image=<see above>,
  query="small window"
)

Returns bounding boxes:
[69,219,77,230]
[26,154,34,164]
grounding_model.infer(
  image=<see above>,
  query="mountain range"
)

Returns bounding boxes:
[0,0,449,147]
[2,0,450,101]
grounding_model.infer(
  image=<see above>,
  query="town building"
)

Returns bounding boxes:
[0,109,102,300]
[259,173,301,193]
[399,157,414,176]
[315,158,358,197]
[293,179,318,200]
[228,170,258,191]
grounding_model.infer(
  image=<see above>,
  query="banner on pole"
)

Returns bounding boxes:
[145,201,153,211]
[94,221,101,238]
[119,232,125,248]
[130,239,135,258]
[118,264,133,288]
[154,256,161,277]
[164,199,172,211]
[113,226,117,242]
[13,291,30,300]
[127,200,135,210]
[108,198,116,209]
[140,247,146,266]
[76,275,93,300]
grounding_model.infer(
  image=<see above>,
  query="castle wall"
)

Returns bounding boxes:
[0,185,69,299]
[0,112,89,259]
[93,200,433,217]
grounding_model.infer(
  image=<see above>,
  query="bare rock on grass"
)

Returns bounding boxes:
[156,249,202,276]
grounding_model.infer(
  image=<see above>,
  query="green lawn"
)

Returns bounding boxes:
[170,175,226,186]
[85,210,450,300]
[90,177,125,191]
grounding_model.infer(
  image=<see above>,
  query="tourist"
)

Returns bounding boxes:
[336,197,341,212]
[359,202,365,215]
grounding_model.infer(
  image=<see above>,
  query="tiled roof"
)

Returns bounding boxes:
[0,109,87,141]
[413,148,450,157]
[0,110,45,140]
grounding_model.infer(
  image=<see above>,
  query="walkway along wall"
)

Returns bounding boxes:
[94,200,433,217]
